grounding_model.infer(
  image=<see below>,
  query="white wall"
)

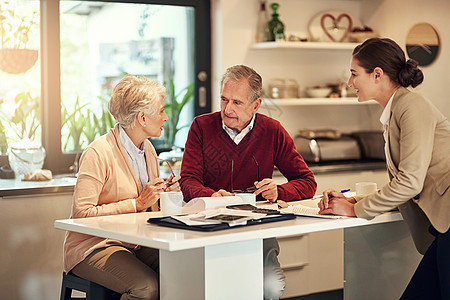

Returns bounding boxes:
[361,0,450,120]
[212,0,449,136]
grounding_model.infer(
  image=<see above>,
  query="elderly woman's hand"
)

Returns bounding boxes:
[164,174,181,192]
[136,178,166,211]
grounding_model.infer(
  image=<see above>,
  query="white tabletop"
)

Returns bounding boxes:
[54,210,403,252]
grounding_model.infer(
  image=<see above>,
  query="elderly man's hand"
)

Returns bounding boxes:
[254,178,278,203]
[211,189,234,197]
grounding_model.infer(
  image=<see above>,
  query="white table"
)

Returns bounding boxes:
[55,210,419,300]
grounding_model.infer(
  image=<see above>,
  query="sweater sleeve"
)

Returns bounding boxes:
[72,146,136,218]
[180,118,217,201]
[273,123,317,201]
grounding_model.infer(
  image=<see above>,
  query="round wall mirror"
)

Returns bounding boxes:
[406,23,440,66]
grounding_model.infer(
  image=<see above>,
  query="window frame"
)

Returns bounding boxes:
[35,0,211,174]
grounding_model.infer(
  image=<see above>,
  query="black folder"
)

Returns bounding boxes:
[147,213,296,232]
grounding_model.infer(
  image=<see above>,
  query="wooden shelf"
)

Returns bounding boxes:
[262,97,378,106]
[250,41,359,50]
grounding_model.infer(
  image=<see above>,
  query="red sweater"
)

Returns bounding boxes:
[180,112,317,201]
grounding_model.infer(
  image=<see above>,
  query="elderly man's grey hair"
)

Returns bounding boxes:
[220,65,263,102]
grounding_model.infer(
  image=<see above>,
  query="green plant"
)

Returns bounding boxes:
[94,96,115,136]
[0,119,7,154]
[61,95,115,152]
[61,97,88,151]
[163,78,194,147]
[0,1,38,49]
[0,91,40,141]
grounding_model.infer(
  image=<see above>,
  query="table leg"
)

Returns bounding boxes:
[160,239,263,300]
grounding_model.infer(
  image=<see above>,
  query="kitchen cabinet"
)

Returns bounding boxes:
[278,229,344,298]
[275,169,389,298]
[0,192,73,300]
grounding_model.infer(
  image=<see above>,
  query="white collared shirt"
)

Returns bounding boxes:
[119,125,148,211]
[380,90,398,177]
[222,114,256,144]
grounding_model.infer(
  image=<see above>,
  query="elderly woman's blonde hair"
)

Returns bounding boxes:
[108,75,166,129]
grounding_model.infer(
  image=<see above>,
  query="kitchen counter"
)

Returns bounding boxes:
[0,175,77,197]
[307,160,386,174]
[0,161,385,197]
[274,160,386,176]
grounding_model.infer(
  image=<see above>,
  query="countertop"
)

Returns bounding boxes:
[54,207,403,251]
[1,161,385,197]
[0,175,77,197]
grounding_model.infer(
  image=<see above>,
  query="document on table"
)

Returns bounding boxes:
[173,208,266,226]
[280,200,348,219]
[181,196,244,214]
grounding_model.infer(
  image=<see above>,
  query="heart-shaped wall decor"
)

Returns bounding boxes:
[320,13,353,42]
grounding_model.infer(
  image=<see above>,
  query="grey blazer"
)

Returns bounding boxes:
[354,87,450,251]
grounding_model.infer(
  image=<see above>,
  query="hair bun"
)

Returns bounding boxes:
[398,59,424,88]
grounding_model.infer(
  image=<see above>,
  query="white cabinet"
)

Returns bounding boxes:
[278,229,344,298]
[0,192,73,300]
[275,169,389,298]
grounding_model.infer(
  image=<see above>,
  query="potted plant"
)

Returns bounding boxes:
[162,78,194,148]
[153,78,194,176]
[0,2,38,74]
[0,91,45,177]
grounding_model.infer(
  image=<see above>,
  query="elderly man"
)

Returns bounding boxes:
[180,64,316,299]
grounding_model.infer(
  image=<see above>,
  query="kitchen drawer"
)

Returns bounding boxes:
[278,234,309,270]
[279,230,344,298]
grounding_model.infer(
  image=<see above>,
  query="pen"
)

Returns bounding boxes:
[340,189,351,193]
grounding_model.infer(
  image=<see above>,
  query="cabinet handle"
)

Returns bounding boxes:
[281,262,309,271]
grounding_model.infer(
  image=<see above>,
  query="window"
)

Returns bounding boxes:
[0,0,211,175]
[0,0,41,171]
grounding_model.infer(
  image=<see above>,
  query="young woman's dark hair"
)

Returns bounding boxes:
[353,38,424,88]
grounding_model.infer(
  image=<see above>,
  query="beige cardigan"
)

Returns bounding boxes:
[354,87,450,236]
[63,124,160,272]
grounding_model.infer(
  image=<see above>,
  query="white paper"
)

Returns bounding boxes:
[280,202,347,219]
[173,208,266,226]
[181,196,244,214]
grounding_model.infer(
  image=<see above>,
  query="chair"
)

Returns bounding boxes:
[60,272,121,300]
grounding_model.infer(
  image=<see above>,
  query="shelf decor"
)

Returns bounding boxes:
[309,10,363,43]
[320,13,352,42]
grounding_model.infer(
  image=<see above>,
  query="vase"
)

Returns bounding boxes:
[268,3,285,41]
[8,138,46,178]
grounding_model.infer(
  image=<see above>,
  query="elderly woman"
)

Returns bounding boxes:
[63,75,180,300]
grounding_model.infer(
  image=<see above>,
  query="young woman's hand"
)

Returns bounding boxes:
[318,189,356,217]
